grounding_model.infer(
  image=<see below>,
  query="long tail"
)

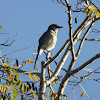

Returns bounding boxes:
[34,47,40,70]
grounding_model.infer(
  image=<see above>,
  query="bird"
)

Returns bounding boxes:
[34,24,63,70]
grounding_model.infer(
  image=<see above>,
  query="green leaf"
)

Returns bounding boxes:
[7,80,9,85]
[23,84,27,93]
[12,87,17,100]
[16,80,20,85]
[13,69,19,79]
[18,82,23,90]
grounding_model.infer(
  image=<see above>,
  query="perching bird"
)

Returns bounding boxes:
[34,24,63,70]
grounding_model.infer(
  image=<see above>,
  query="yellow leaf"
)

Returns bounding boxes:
[50,93,58,99]
[28,73,33,81]
[88,70,92,73]
[14,64,20,67]
[81,91,85,97]
[89,6,100,17]
[4,63,9,66]
[14,64,17,66]
[84,6,100,18]
[33,92,37,98]
[89,6,97,13]
[30,89,33,94]
[4,86,7,90]
[28,59,33,63]
[96,11,100,17]
[63,94,67,99]
[33,74,39,82]
[53,81,57,86]
[9,75,13,82]
[25,60,28,62]
[0,25,3,29]
[0,85,7,93]
[6,86,11,90]
[26,59,33,63]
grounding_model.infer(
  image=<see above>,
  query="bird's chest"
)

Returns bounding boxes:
[49,32,57,43]
[45,32,57,50]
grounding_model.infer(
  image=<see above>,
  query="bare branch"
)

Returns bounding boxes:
[56,15,97,99]
[67,5,76,61]
[0,38,10,46]
[17,70,40,76]
[78,38,100,41]
[76,19,94,57]
[86,77,100,83]
[44,16,93,69]
[3,47,30,57]
[46,12,94,89]
[0,33,17,46]
[68,18,94,71]
[72,66,100,83]
[67,1,76,71]
[71,54,100,75]
[38,61,46,100]
[91,29,100,33]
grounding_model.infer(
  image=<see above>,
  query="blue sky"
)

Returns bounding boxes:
[0,0,100,100]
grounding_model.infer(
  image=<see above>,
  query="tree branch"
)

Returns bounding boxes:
[0,33,17,46]
[71,54,100,75]
[76,19,94,57]
[46,10,94,88]
[38,61,46,100]
[78,38,100,41]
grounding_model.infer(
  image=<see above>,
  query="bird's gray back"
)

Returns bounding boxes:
[39,31,57,51]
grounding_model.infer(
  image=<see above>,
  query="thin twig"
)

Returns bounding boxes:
[78,38,100,41]
[71,54,100,75]
[1,33,17,46]
[76,19,94,57]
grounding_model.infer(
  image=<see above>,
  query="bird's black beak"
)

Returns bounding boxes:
[57,26,63,28]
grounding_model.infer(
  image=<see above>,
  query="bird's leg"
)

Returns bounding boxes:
[43,48,52,59]
[43,49,52,78]
[46,52,52,78]
[47,51,52,60]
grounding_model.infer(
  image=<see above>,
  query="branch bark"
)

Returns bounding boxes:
[38,61,46,100]
[46,9,93,88]
[71,54,100,75]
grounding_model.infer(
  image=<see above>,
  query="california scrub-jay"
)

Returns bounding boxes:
[34,24,62,70]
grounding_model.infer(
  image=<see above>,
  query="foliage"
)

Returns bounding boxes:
[0,40,37,100]
[0,59,38,100]
[0,0,100,100]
